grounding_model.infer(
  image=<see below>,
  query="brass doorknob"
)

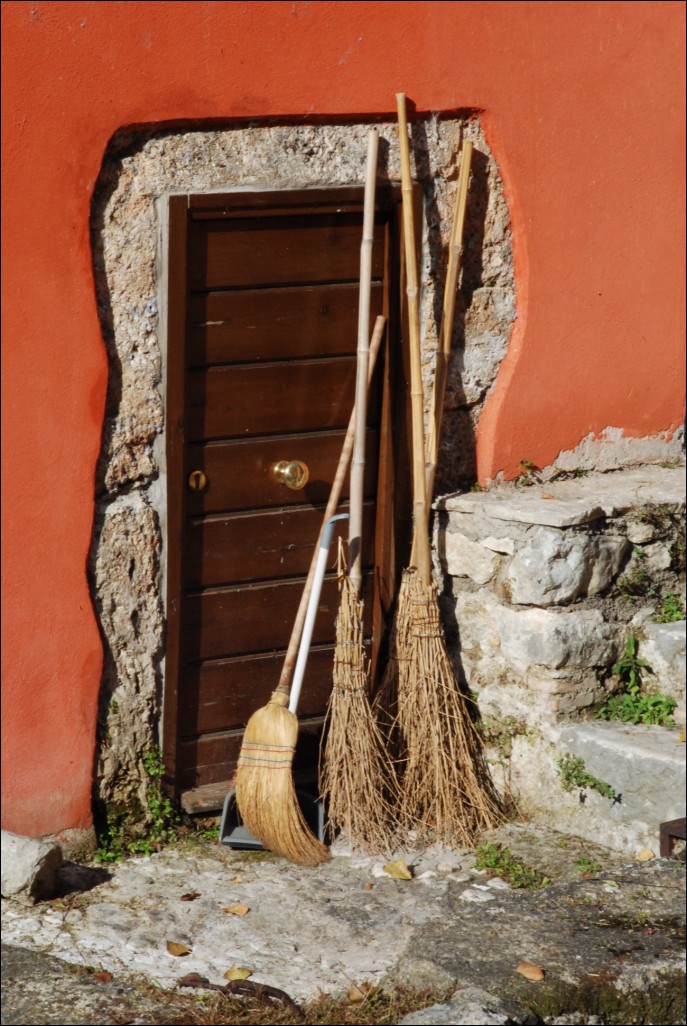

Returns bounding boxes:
[188,469,208,492]
[272,460,309,490]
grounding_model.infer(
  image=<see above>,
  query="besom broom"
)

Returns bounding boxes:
[380,94,501,846]
[235,316,387,866]
[320,129,400,854]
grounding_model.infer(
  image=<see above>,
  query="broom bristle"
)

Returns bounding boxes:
[235,690,330,866]
[320,575,400,855]
[382,569,503,847]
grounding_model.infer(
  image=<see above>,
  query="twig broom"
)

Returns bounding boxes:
[320,129,400,854]
[235,316,387,865]
[385,95,501,846]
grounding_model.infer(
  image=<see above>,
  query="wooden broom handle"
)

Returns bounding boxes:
[396,92,431,586]
[425,140,472,500]
[275,315,386,695]
[349,128,379,594]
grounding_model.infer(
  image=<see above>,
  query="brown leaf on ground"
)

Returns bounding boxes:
[636,848,655,862]
[223,902,250,916]
[180,890,201,902]
[224,965,252,981]
[383,858,413,880]
[348,982,378,1004]
[516,961,545,981]
[92,970,113,983]
[166,941,191,957]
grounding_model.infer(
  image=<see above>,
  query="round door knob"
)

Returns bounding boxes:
[272,460,309,490]
[188,469,208,492]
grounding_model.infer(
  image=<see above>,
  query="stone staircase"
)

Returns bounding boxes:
[435,464,686,855]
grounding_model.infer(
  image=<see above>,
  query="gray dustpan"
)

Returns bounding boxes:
[219,514,347,851]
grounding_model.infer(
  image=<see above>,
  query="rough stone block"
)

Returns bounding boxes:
[496,606,619,675]
[442,531,501,584]
[1,831,62,904]
[641,621,686,714]
[398,987,536,1025]
[506,528,629,605]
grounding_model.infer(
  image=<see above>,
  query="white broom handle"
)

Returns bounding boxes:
[289,513,349,715]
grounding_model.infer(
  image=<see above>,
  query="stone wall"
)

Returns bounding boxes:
[88,118,515,813]
[435,465,686,726]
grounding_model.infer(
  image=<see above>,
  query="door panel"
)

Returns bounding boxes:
[184,502,375,588]
[188,213,385,289]
[185,430,379,515]
[187,282,383,365]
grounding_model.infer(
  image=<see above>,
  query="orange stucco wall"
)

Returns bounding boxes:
[2,1,684,837]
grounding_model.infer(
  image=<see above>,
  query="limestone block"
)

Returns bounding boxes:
[398,987,534,1025]
[507,529,628,606]
[641,621,686,710]
[453,591,503,683]
[442,531,501,584]
[642,542,672,571]
[496,606,619,675]
[1,831,62,904]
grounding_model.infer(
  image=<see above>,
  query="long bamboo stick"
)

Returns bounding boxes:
[425,140,473,500]
[273,315,386,698]
[349,128,379,595]
[396,92,431,587]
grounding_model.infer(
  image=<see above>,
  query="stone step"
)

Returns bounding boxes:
[507,720,686,855]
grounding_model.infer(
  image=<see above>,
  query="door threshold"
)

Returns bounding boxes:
[180,766,320,815]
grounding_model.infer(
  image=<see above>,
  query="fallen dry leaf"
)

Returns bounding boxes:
[224,965,252,981]
[92,971,113,983]
[636,848,655,862]
[231,875,243,884]
[364,882,374,891]
[223,902,250,916]
[516,961,545,981]
[180,891,201,902]
[383,858,413,880]
[541,492,556,500]
[166,941,191,957]
[347,982,377,1004]
[680,727,686,743]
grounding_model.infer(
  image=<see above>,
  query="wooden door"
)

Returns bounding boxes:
[163,188,409,810]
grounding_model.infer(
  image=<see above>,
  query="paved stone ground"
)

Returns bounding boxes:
[1,823,685,1025]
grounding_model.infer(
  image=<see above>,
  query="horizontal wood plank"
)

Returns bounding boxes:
[184,430,379,514]
[188,214,385,290]
[187,283,383,366]
[184,502,375,588]
[176,718,325,790]
[186,357,379,441]
[180,643,370,735]
[182,573,374,662]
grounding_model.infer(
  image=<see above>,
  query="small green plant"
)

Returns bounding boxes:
[557,754,617,801]
[515,459,541,487]
[596,635,676,726]
[654,592,686,623]
[616,549,656,600]
[576,855,602,876]
[95,746,179,863]
[614,634,649,689]
[474,841,550,889]
[549,466,589,481]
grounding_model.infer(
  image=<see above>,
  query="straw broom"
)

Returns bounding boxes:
[384,95,501,846]
[235,316,387,866]
[320,129,400,854]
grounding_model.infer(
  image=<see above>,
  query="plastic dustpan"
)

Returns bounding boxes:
[219,785,326,850]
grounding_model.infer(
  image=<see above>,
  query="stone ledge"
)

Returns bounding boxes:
[436,465,686,526]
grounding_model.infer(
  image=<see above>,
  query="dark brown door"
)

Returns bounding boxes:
[163,188,408,809]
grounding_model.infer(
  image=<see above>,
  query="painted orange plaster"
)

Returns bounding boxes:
[2,1,685,835]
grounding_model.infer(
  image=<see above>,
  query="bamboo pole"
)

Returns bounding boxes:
[425,140,473,501]
[396,92,431,587]
[349,127,379,594]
